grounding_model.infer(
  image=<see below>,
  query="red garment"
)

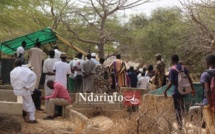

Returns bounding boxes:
[45,82,71,103]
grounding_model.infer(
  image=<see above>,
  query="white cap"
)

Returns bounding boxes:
[139,68,143,73]
[91,53,96,57]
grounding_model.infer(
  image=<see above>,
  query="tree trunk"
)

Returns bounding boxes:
[98,44,104,58]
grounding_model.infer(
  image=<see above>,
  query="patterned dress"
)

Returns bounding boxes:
[109,59,129,88]
[94,64,108,93]
[154,60,166,88]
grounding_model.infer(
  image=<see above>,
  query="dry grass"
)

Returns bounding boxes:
[0,114,22,134]
[2,94,205,134]
[71,94,205,134]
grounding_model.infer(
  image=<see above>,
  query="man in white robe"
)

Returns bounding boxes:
[28,42,44,110]
[137,72,150,90]
[81,54,96,93]
[10,59,38,123]
[43,50,58,111]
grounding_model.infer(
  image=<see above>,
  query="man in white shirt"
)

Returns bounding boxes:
[137,72,150,90]
[16,41,26,63]
[43,50,58,111]
[91,53,99,65]
[53,52,71,88]
[68,54,78,92]
[73,53,84,92]
[137,68,143,79]
[53,45,62,61]
[10,59,38,123]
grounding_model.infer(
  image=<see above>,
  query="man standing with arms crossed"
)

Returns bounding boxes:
[82,54,96,93]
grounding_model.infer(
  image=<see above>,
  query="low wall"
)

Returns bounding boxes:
[120,87,149,95]
[66,106,88,125]
[0,90,22,115]
[142,94,174,123]
[0,90,17,102]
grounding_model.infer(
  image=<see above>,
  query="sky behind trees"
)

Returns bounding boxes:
[125,0,201,16]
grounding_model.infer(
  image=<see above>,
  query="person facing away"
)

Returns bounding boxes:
[69,54,79,80]
[200,54,215,133]
[16,41,26,63]
[28,41,44,110]
[128,66,138,88]
[43,50,58,111]
[137,72,150,90]
[41,80,71,120]
[109,54,129,88]
[154,54,166,88]
[137,68,143,79]
[73,53,84,92]
[91,53,100,65]
[164,54,194,129]
[10,59,38,123]
[53,45,62,61]
[146,65,155,78]
[81,54,96,93]
[53,52,71,89]
[68,54,79,92]
[94,58,108,93]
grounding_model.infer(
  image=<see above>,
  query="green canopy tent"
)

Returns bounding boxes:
[0,27,88,84]
[0,27,87,56]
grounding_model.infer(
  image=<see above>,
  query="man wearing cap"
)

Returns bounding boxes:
[53,52,71,88]
[154,54,166,88]
[137,68,143,79]
[91,53,99,65]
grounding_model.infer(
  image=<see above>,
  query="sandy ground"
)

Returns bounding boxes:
[22,110,75,134]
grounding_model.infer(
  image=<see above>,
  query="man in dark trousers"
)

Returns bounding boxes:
[164,54,194,129]
[128,66,138,88]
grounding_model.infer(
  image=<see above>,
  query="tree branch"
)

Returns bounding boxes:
[90,0,103,18]
[63,21,101,45]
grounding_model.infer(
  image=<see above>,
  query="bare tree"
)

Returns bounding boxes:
[180,0,215,56]
[63,0,154,58]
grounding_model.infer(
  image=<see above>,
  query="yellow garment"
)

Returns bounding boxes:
[203,105,215,134]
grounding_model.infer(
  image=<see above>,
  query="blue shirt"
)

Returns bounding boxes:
[128,71,138,88]
[200,69,215,105]
[169,64,189,95]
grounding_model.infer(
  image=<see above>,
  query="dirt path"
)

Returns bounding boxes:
[22,110,75,134]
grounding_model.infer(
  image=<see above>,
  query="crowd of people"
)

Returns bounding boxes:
[9,41,215,132]
[10,40,171,123]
